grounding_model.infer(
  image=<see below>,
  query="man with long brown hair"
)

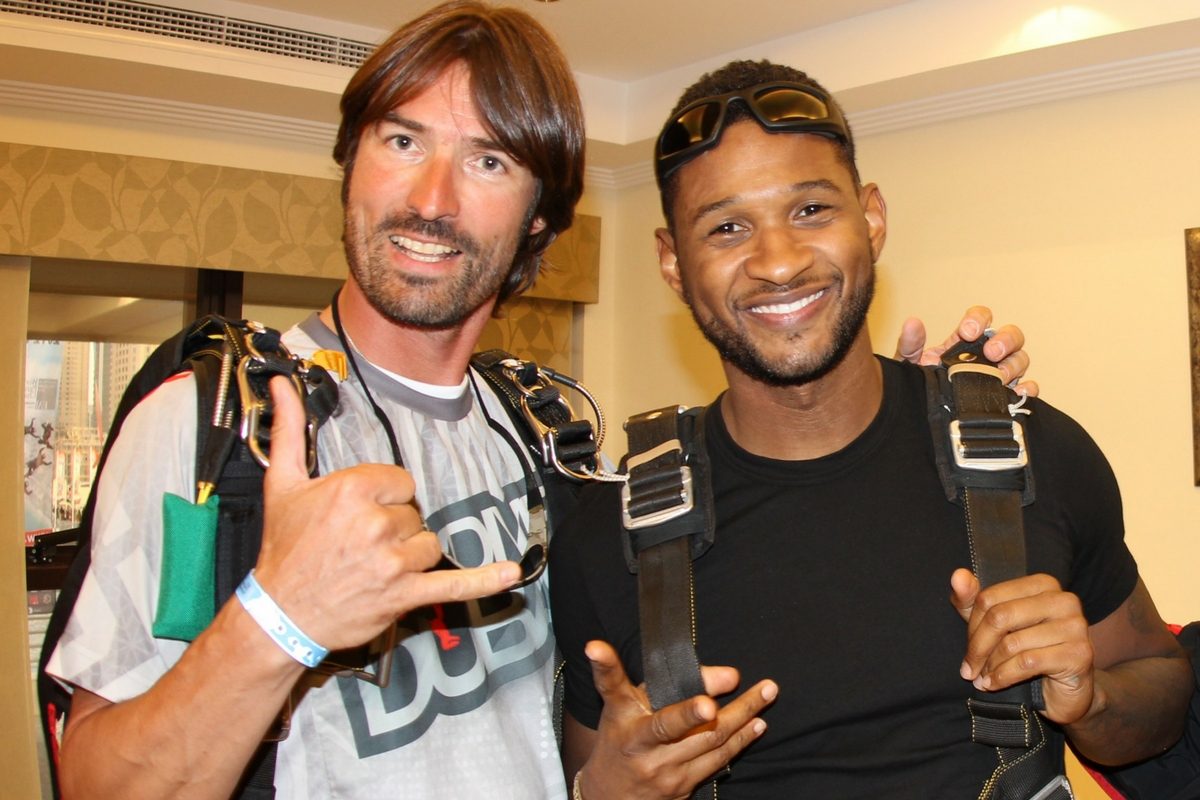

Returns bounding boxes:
[48,3,585,797]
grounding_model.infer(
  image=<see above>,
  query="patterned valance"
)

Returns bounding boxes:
[0,143,599,303]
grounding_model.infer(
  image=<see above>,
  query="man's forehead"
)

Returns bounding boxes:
[375,65,501,143]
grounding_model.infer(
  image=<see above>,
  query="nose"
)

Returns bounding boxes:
[406,155,459,221]
[742,226,815,286]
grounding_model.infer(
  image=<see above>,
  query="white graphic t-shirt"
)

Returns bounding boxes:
[47,315,565,799]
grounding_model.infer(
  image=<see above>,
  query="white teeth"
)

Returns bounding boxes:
[751,289,826,315]
[389,235,457,262]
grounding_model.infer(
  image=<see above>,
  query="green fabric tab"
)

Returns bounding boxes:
[153,493,219,642]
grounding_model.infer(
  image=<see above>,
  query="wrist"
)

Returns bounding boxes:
[236,569,328,668]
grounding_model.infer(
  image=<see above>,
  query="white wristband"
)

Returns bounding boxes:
[235,570,328,668]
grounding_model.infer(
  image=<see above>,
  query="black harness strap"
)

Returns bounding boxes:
[620,406,714,710]
[935,340,1072,800]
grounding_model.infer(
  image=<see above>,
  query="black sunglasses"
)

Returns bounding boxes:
[655,81,850,185]
[434,502,548,589]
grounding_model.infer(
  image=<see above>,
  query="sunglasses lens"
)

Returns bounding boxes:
[659,101,722,158]
[516,542,547,586]
[754,87,830,124]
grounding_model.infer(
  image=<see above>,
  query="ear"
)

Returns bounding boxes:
[859,183,888,262]
[655,227,685,299]
[528,215,547,236]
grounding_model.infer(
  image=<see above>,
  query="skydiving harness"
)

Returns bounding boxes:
[35,314,610,800]
[619,336,1074,800]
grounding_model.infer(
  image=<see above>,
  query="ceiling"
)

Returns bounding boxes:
[229,0,914,82]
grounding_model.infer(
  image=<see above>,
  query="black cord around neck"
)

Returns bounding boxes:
[329,289,404,467]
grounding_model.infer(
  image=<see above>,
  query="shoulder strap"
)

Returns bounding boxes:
[470,349,607,530]
[470,349,601,479]
[929,338,1072,800]
[620,405,714,711]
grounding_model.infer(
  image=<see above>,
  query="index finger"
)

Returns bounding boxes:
[940,305,992,350]
[396,560,522,612]
[981,323,1025,365]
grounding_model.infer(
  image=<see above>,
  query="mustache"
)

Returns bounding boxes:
[732,274,840,308]
[375,212,479,255]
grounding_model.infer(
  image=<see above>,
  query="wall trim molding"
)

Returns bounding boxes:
[4,43,1198,191]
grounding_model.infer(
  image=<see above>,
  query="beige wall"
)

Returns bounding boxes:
[590,75,1200,625]
[862,76,1200,622]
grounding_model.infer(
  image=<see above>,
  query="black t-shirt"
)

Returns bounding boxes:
[550,357,1137,799]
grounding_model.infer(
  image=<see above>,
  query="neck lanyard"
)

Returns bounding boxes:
[329,290,548,587]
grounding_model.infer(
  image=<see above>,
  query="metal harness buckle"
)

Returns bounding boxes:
[620,439,695,529]
[496,357,622,482]
[948,419,1028,471]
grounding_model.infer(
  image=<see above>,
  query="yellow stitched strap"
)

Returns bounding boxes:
[311,349,348,380]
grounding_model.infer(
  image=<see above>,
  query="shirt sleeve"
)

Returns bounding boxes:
[1027,398,1138,625]
[44,374,198,702]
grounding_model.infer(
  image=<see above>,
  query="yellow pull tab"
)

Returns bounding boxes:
[311,349,348,380]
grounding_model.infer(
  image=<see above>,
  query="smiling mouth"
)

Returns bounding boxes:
[748,288,826,315]
[388,234,460,263]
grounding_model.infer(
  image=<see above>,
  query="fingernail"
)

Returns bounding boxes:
[973,675,989,691]
[762,682,779,702]
[960,661,972,680]
[963,320,980,339]
[753,719,766,735]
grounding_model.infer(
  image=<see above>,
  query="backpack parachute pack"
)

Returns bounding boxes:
[34,314,603,799]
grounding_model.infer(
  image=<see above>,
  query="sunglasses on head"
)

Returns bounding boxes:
[655,81,850,185]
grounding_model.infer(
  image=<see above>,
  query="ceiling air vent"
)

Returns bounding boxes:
[0,0,374,68]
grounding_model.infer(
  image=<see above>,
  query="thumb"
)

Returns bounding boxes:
[893,317,927,362]
[585,640,639,707]
[949,568,980,622]
[263,375,311,491]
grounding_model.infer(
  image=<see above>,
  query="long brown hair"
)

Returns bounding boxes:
[335,1,585,304]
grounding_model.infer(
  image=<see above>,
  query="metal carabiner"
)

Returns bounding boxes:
[236,326,319,473]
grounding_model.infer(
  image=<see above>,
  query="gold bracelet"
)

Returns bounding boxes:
[572,769,585,800]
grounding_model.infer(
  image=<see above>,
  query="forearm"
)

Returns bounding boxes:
[59,598,304,799]
[1064,652,1193,765]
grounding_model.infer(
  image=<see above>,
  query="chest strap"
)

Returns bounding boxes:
[932,338,1072,800]
[620,406,713,710]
